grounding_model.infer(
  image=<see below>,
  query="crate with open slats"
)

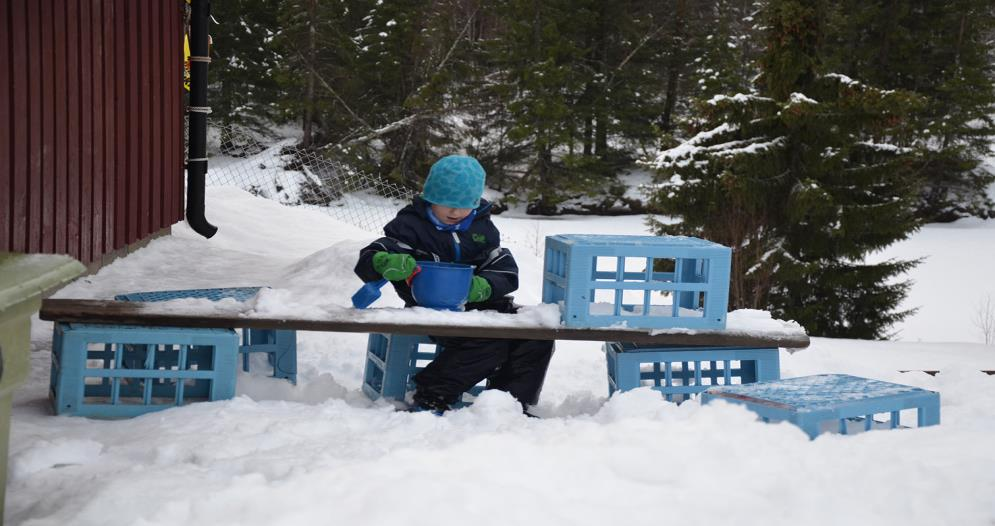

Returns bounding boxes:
[701,374,941,439]
[542,234,731,330]
[604,342,780,403]
[114,287,297,383]
[49,323,239,418]
[363,333,484,406]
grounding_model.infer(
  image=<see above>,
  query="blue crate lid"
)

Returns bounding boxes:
[705,374,935,412]
[114,287,263,303]
[549,234,729,250]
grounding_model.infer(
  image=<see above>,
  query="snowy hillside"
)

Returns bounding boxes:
[7,187,995,525]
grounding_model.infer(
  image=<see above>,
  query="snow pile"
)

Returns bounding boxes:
[9,186,995,526]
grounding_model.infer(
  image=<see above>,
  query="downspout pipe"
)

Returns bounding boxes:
[186,0,217,238]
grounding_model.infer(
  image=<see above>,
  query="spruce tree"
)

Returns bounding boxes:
[823,0,995,222]
[480,0,598,213]
[646,0,924,339]
[475,0,676,213]
[683,0,765,102]
[209,0,283,136]
[272,0,479,188]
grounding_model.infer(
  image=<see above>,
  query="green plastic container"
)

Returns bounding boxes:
[0,253,84,520]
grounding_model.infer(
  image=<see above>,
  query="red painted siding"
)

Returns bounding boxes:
[1,0,185,265]
[1,1,11,252]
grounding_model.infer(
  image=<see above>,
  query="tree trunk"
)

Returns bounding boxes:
[302,0,317,148]
[595,112,608,158]
[660,0,687,133]
[594,4,609,158]
[583,116,593,156]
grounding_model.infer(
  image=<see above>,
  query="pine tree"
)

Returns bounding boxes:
[823,0,995,222]
[270,0,481,189]
[208,0,283,136]
[646,0,924,339]
[683,0,765,102]
[478,0,598,213]
[472,0,678,213]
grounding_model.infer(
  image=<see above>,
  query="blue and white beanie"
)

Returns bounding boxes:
[421,155,486,209]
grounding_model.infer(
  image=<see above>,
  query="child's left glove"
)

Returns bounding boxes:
[467,276,492,303]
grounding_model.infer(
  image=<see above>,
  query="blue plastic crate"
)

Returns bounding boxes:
[542,234,731,330]
[50,323,239,418]
[115,287,297,383]
[605,342,780,402]
[114,287,263,303]
[700,374,941,439]
[362,334,484,405]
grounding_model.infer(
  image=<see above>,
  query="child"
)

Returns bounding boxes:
[354,155,554,414]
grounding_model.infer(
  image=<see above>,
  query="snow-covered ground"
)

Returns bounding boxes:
[7,186,995,525]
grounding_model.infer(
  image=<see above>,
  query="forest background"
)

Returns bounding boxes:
[203,0,995,340]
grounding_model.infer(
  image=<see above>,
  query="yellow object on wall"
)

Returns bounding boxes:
[184,33,191,91]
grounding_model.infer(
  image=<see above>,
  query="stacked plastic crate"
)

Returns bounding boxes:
[361,334,484,405]
[542,234,779,402]
[49,287,297,418]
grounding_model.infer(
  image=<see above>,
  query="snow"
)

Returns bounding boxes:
[8,186,995,525]
[824,73,860,87]
[855,140,913,154]
[867,217,995,343]
[788,92,818,105]
[644,122,739,169]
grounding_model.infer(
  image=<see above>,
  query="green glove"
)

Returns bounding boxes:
[372,252,417,281]
[467,276,492,303]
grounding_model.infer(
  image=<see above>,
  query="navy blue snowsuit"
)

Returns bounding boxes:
[354,197,554,411]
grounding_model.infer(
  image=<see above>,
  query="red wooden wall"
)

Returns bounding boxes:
[1,0,185,265]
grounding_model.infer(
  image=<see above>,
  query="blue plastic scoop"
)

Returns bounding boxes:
[351,278,388,309]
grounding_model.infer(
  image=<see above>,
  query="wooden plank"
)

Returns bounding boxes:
[53,0,68,255]
[139,0,151,239]
[39,299,812,349]
[79,0,94,263]
[900,370,995,377]
[169,0,183,222]
[114,0,127,249]
[91,0,105,260]
[103,0,116,255]
[126,0,139,244]
[150,0,162,232]
[26,0,42,253]
[40,0,55,253]
[10,0,29,252]
[66,0,81,259]
[165,0,176,225]
[0,0,11,251]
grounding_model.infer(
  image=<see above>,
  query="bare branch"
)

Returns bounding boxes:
[614,25,665,75]
[322,113,429,150]
[293,49,374,132]
[435,8,479,73]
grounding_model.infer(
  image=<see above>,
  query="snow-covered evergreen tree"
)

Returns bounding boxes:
[209,0,283,136]
[645,0,924,339]
[823,0,995,222]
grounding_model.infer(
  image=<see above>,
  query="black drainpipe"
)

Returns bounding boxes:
[186,0,218,238]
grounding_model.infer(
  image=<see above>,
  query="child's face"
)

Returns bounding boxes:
[430,204,473,225]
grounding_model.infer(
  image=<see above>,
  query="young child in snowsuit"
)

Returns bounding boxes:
[354,155,554,414]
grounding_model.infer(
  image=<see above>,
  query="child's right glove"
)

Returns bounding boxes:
[467,276,492,303]
[372,252,417,281]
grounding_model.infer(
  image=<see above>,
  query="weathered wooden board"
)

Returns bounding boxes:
[40,299,811,349]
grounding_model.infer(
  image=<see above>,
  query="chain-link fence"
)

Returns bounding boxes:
[202,121,414,233]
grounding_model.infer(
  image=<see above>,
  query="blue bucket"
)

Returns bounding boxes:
[411,261,474,311]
